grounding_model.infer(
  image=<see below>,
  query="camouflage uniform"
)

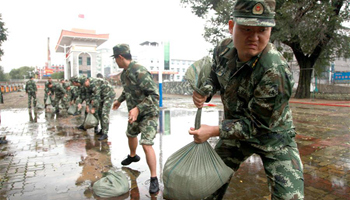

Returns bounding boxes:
[118,61,159,145]
[25,78,37,108]
[197,1,305,199]
[44,79,53,105]
[0,89,3,104]
[205,38,304,199]
[62,82,72,109]
[52,82,66,112]
[85,77,116,135]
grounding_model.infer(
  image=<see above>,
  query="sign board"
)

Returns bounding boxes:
[333,72,350,80]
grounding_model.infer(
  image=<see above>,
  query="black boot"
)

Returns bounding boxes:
[98,134,108,141]
[77,124,86,131]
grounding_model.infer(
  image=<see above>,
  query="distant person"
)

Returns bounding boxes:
[25,75,37,109]
[51,81,66,113]
[189,0,304,199]
[111,44,160,194]
[96,73,104,78]
[44,77,53,108]
[0,88,3,104]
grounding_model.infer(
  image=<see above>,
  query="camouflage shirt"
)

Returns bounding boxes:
[44,80,54,94]
[85,77,115,109]
[117,61,159,117]
[25,79,37,93]
[206,38,295,151]
[53,83,66,96]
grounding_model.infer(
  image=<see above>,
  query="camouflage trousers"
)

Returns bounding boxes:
[62,95,71,109]
[53,95,64,111]
[215,138,304,200]
[126,114,159,145]
[94,96,115,135]
[27,92,37,108]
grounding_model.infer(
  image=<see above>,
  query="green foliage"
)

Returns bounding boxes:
[51,72,64,79]
[0,14,8,61]
[0,66,9,81]
[9,66,35,79]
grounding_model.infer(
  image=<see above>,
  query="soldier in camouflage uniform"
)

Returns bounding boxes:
[0,88,3,104]
[71,76,89,127]
[62,82,72,109]
[52,81,66,113]
[190,0,304,199]
[111,44,160,194]
[81,77,116,141]
[44,77,53,108]
[25,76,37,108]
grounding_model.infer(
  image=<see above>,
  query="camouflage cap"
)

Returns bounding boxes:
[111,44,130,58]
[63,82,71,88]
[70,76,79,83]
[232,0,276,27]
[78,76,87,86]
[70,76,86,85]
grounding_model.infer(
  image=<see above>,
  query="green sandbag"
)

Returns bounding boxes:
[163,141,233,200]
[93,170,129,198]
[163,56,233,199]
[83,113,98,129]
[67,104,77,115]
[45,97,51,105]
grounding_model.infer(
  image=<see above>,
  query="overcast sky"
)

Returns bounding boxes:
[0,0,214,73]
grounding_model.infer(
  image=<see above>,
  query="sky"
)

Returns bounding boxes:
[0,0,214,73]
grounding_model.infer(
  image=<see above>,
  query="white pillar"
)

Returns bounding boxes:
[63,44,68,80]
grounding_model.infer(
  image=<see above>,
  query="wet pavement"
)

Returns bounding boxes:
[0,95,349,200]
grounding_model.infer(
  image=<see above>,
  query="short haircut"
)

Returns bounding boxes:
[120,53,132,60]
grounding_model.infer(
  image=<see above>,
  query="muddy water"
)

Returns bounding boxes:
[0,97,349,200]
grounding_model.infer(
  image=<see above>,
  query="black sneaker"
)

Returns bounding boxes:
[98,134,108,141]
[149,177,159,194]
[77,125,86,131]
[121,155,140,166]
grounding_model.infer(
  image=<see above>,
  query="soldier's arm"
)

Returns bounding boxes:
[203,47,221,103]
[116,90,126,103]
[135,70,159,115]
[91,84,102,109]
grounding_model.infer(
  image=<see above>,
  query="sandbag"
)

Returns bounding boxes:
[84,113,98,129]
[93,170,129,198]
[67,104,77,115]
[45,97,51,105]
[163,141,233,200]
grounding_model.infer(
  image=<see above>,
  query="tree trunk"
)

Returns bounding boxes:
[294,57,313,99]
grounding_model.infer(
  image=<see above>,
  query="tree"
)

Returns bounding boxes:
[181,0,350,98]
[51,72,64,80]
[9,66,35,79]
[0,66,9,81]
[0,14,8,61]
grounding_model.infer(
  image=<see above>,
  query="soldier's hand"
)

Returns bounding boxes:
[188,125,219,144]
[78,104,82,110]
[192,91,207,108]
[86,106,90,113]
[128,107,139,124]
[112,100,121,110]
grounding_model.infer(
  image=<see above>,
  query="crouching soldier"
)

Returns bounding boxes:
[52,82,66,113]
[81,76,116,141]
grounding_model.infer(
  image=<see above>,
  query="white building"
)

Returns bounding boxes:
[133,41,196,82]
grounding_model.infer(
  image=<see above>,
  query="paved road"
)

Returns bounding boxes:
[0,89,349,200]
